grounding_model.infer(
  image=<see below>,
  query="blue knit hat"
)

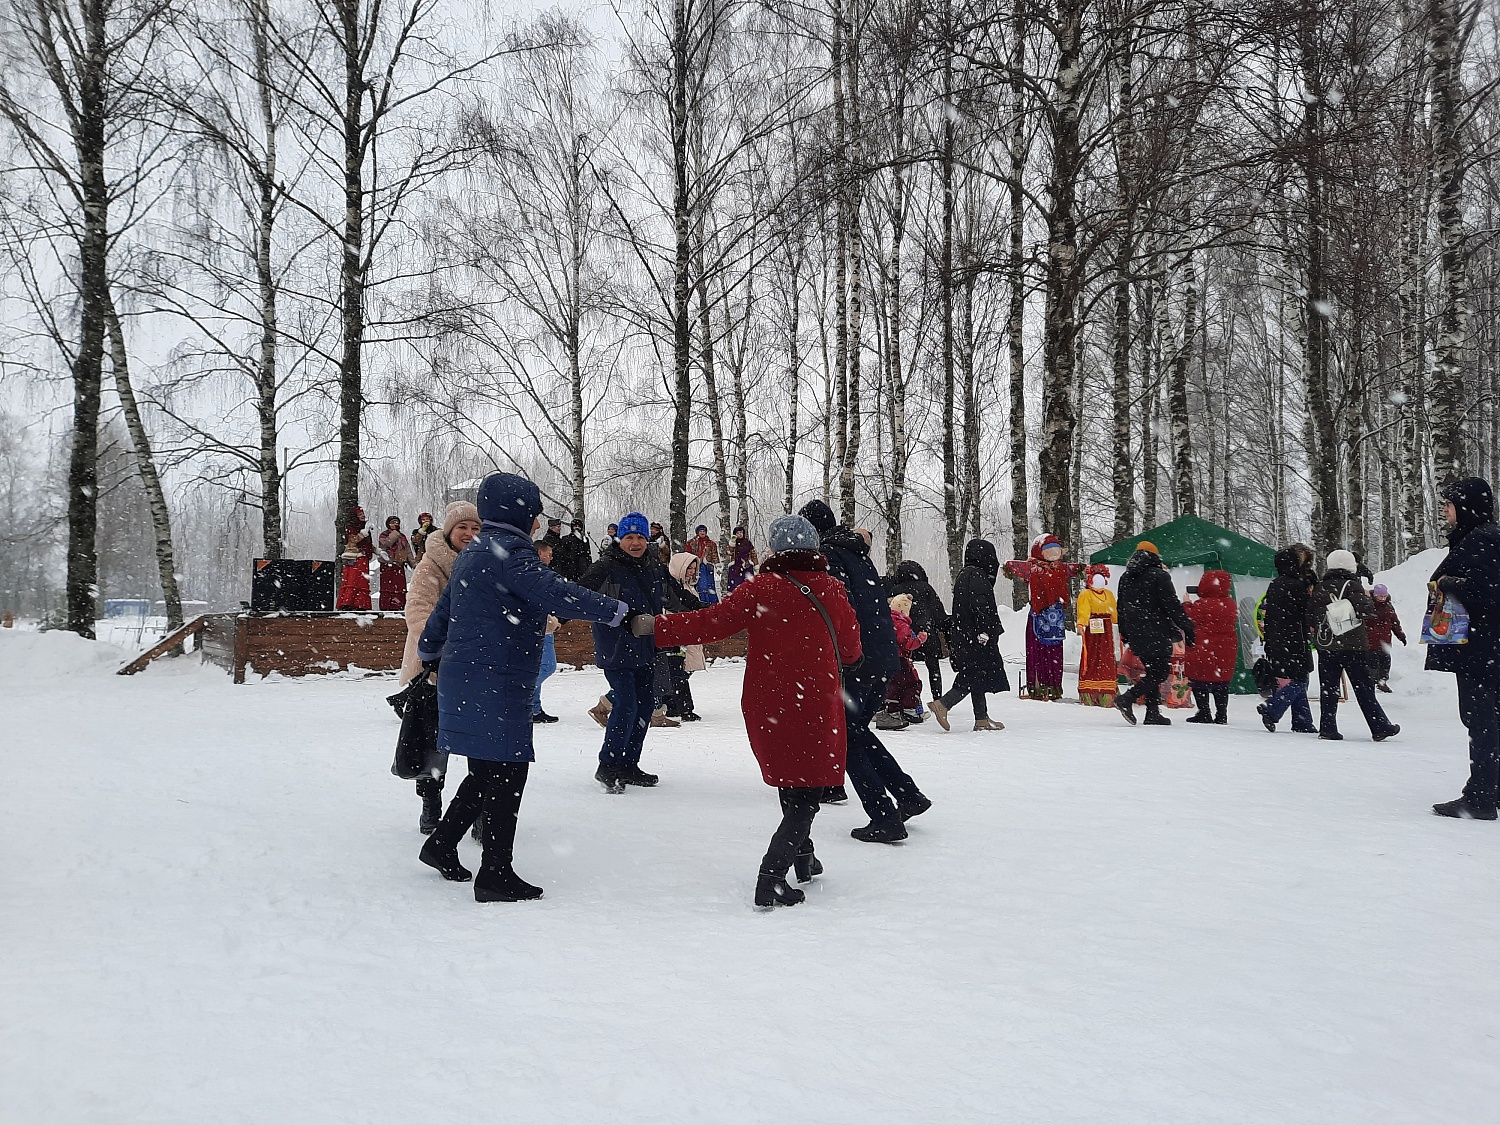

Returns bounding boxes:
[768,515,820,553]
[617,511,649,539]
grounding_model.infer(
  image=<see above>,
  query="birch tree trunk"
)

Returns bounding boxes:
[104,297,184,632]
[1168,246,1199,517]
[668,0,694,544]
[334,0,365,553]
[1427,0,1469,482]
[1007,2,1029,605]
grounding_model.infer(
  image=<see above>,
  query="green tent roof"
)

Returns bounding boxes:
[1089,515,1278,578]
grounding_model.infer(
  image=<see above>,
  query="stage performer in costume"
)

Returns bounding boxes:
[336,506,374,610]
[1075,564,1118,706]
[1003,534,1083,701]
[378,516,413,611]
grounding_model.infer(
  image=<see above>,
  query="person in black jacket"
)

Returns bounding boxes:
[576,511,668,793]
[1257,544,1318,734]
[1114,541,1194,726]
[799,500,931,843]
[550,517,592,580]
[1309,549,1398,742]
[1428,477,1500,820]
[888,560,950,700]
[930,539,1008,732]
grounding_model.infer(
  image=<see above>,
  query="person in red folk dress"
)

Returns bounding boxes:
[336,506,374,610]
[378,516,414,611]
[1182,569,1239,724]
[639,514,862,909]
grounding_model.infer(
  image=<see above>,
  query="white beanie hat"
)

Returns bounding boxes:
[1325,549,1358,573]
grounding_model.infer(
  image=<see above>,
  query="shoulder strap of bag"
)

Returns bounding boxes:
[774,572,843,663]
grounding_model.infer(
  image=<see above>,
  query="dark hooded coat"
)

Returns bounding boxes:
[1261,546,1316,678]
[1427,477,1500,679]
[1116,549,1194,655]
[948,539,1010,694]
[576,543,668,670]
[798,500,899,678]
[417,474,624,763]
[888,560,949,660]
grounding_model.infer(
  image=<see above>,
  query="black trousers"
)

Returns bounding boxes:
[663,654,695,717]
[1317,650,1395,737]
[1367,649,1393,684]
[1120,642,1171,713]
[938,672,989,720]
[1458,673,1500,810]
[843,670,923,823]
[428,759,530,872]
[923,656,944,701]
[761,787,822,877]
[1189,681,1229,716]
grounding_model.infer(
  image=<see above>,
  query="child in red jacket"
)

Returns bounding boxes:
[1366,583,1406,692]
[882,593,928,728]
[1183,570,1239,724]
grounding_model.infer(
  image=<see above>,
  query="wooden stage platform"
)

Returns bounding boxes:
[186,612,747,684]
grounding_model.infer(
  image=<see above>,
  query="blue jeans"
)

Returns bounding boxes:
[601,665,656,766]
[531,634,557,714]
[1263,676,1313,730]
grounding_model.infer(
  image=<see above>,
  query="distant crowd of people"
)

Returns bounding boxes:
[382,471,1500,906]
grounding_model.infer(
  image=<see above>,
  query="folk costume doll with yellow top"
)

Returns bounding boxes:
[1003,534,1083,700]
[1075,564,1118,706]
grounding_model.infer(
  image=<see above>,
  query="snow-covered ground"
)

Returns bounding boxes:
[3,561,1499,1124]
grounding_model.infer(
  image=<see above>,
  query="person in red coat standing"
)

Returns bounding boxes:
[645,515,862,909]
[1183,569,1239,724]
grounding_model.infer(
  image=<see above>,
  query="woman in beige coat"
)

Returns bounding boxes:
[401,501,481,832]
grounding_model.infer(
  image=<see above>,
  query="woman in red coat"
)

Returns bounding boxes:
[1183,570,1239,724]
[648,515,862,909]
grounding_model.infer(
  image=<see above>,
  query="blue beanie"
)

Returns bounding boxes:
[769,515,821,553]
[617,512,650,539]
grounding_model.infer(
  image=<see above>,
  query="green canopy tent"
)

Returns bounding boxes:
[1090,515,1279,693]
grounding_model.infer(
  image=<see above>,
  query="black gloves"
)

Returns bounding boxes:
[421,658,441,675]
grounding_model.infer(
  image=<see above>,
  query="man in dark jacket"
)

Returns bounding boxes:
[1310,549,1398,741]
[577,511,669,793]
[1114,541,1195,726]
[1429,477,1500,820]
[1257,544,1318,732]
[888,560,949,699]
[551,518,592,580]
[800,500,930,842]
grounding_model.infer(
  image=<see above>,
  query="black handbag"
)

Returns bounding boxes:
[391,675,440,779]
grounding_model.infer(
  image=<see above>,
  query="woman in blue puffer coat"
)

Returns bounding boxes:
[416,472,628,902]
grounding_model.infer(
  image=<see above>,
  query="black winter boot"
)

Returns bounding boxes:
[755,872,806,908]
[474,864,543,902]
[1213,689,1228,725]
[595,763,627,794]
[1433,797,1498,820]
[793,839,823,883]
[416,777,443,835]
[1185,690,1212,724]
[620,763,659,787]
[820,785,849,804]
[851,817,908,844]
[897,793,932,822]
[1115,692,1137,726]
[419,836,472,882]
[1142,705,1171,726]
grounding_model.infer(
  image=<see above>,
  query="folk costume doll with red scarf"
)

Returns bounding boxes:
[336,507,374,610]
[378,516,414,611]
[1074,564,1118,706]
[1003,534,1083,701]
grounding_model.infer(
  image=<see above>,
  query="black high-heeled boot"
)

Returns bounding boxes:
[755,872,805,908]
[1185,689,1212,723]
[793,839,823,883]
[419,836,472,882]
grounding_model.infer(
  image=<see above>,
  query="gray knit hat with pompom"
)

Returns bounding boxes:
[768,514,821,554]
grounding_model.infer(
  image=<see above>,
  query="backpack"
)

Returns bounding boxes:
[1318,581,1360,645]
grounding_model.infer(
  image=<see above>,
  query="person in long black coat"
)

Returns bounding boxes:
[888,560,950,699]
[1114,542,1194,725]
[1257,544,1318,733]
[799,500,931,843]
[929,539,1008,732]
[1428,477,1500,819]
[1309,549,1398,741]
